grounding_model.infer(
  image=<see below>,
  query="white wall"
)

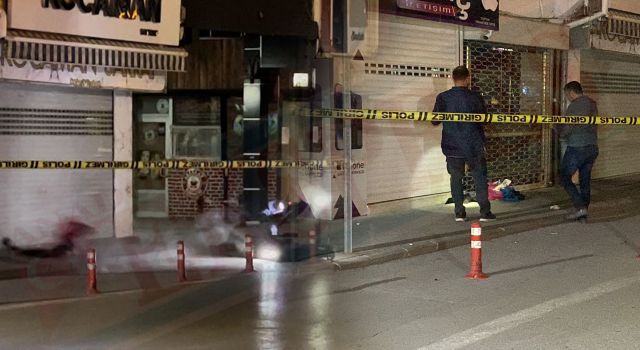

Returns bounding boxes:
[609,0,640,13]
[113,90,134,238]
[464,15,570,50]
[501,0,583,20]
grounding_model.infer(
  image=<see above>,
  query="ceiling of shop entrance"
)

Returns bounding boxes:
[501,0,586,22]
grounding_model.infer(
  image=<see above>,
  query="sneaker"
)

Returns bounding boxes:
[455,212,467,222]
[480,212,497,222]
[566,208,588,221]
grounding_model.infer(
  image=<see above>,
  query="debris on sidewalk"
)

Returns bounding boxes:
[489,179,525,202]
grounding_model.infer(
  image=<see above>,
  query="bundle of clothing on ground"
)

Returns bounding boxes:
[445,179,525,205]
[488,179,525,202]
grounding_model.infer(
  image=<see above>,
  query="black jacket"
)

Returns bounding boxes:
[432,87,487,158]
[557,95,598,147]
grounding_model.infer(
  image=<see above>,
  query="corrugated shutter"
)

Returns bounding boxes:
[349,15,460,203]
[0,81,113,245]
[581,50,640,179]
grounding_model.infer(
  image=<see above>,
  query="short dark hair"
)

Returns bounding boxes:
[452,66,470,82]
[564,81,583,94]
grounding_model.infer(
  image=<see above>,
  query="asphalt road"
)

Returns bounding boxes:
[1,215,640,350]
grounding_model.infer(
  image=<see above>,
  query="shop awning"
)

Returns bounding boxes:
[1,30,187,72]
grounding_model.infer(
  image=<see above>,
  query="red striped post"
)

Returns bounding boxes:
[465,222,488,280]
[245,235,255,273]
[177,241,187,282]
[87,249,99,295]
[309,230,317,258]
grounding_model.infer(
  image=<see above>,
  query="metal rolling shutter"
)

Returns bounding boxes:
[0,81,113,244]
[350,15,460,203]
[581,50,640,179]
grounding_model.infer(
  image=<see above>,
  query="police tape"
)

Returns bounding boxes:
[306,108,640,126]
[0,160,343,170]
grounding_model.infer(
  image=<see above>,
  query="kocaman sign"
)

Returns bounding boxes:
[380,0,499,30]
[41,0,162,23]
[8,0,181,45]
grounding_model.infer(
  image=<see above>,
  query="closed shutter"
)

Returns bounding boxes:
[0,81,113,244]
[350,15,460,203]
[581,50,640,179]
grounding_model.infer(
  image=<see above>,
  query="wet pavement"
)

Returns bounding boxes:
[0,211,639,349]
[1,176,640,306]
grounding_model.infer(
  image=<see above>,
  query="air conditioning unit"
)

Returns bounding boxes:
[328,0,378,55]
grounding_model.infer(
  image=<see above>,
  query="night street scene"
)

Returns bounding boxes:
[2,0,640,349]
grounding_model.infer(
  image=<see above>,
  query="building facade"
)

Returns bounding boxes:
[0,0,186,243]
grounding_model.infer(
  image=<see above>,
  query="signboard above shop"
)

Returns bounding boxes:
[8,0,181,46]
[380,0,499,30]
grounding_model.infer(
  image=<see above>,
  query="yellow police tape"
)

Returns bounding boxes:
[0,160,334,170]
[307,108,639,125]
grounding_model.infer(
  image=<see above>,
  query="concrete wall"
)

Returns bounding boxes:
[464,16,570,50]
[113,90,134,238]
[609,0,640,13]
[501,0,582,19]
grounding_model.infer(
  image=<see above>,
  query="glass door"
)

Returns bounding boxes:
[133,97,172,218]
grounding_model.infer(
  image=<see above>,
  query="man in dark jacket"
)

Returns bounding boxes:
[432,66,496,222]
[557,81,599,221]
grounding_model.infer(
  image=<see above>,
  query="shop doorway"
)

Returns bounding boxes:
[133,97,173,218]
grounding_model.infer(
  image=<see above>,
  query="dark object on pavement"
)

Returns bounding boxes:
[2,220,94,258]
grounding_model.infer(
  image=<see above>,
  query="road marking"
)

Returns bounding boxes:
[419,275,640,350]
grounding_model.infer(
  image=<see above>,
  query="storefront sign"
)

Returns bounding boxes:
[0,57,167,91]
[41,0,162,23]
[380,0,499,30]
[8,0,181,45]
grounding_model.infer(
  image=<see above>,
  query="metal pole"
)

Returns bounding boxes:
[343,59,353,254]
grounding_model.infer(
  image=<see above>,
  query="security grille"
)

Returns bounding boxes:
[463,41,553,192]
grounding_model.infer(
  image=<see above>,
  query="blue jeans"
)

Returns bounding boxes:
[561,145,599,210]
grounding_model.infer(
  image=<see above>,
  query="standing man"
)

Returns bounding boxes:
[432,66,496,222]
[558,81,599,221]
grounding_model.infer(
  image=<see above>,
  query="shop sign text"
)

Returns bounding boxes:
[41,0,162,23]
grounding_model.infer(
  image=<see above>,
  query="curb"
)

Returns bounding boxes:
[0,272,259,312]
[0,259,336,310]
[332,232,470,271]
[0,267,28,280]
[331,211,574,271]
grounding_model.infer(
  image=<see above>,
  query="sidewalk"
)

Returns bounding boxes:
[0,231,331,308]
[0,175,638,305]
[327,175,640,269]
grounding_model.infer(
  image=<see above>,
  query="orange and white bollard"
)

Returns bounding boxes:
[87,248,99,295]
[309,230,317,258]
[245,234,255,273]
[177,241,187,282]
[465,222,488,280]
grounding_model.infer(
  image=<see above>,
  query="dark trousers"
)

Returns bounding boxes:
[561,145,599,210]
[446,156,491,216]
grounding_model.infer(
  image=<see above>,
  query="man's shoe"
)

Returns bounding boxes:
[566,208,588,221]
[455,213,467,222]
[480,212,497,222]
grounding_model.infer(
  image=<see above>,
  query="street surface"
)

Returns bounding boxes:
[1,214,640,349]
